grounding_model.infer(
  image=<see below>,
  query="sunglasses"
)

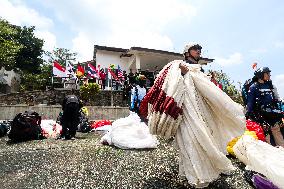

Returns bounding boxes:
[190,48,202,52]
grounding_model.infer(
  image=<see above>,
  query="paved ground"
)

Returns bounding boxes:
[0,132,253,189]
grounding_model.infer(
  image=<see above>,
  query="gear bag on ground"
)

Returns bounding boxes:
[8,110,43,142]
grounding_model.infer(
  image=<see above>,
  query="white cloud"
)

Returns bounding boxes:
[0,0,57,51]
[274,74,284,99]
[1,0,197,60]
[71,32,94,62]
[106,30,174,51]
[250,48,267,54]
[214,52,243,66]
[42,0,197,60]
[105,0,196,32]
[71,30,174,62]
[0,0,53,29]
[34,31,57,51]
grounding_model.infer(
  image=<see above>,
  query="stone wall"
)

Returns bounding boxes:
[0,105,130,120]
[0,89,128,107]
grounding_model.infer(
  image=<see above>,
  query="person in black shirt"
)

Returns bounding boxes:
[59,93,83,140]
[128,69,136,84]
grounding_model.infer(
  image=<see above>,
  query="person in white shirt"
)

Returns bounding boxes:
[130,75,147,113]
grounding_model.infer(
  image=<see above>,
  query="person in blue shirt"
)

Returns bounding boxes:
[130,75,147,114]
[246,67,284,147]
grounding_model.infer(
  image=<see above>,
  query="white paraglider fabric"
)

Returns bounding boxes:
[146,61,245,188]
[233,135,284,189]
[40,119,62,138]
[101,112,159,149]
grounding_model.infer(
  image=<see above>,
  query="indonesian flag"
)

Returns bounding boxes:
[76,63,85,77]
[53,61,66,77]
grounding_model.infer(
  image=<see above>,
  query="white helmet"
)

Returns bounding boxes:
[183,43,202,54]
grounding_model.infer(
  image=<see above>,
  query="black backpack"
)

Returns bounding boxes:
[77,111,91,133]
[62,95,80,108]
[8,110,43,142]
[241,76,259,105]
[0,123,9,137]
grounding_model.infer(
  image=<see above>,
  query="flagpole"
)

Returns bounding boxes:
[65,59,67,89]
[51,76,54,89]
[109,67,114,106]
[111,77,113,106]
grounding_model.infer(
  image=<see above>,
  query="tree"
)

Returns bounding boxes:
[0,19,23,70]
[0,18,44,73]
[43,48,78,88]
[44,48,77,66]
[15,26,44,74]
[80,83,100,103]
[20,48,78,91]
[20,64,52,91]
[209,70,243,104]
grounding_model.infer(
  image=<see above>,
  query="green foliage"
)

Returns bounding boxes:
[19,47,78,91]
[0,19,80,92]
[0,19,23,70]
[19,63,52,91]
[15,26,44,74]
[80,82,100,102]
[44,48,77,66]
[209,70,243,104]
[0,18,44,73]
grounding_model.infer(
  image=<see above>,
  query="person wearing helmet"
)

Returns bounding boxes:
[59,93,83,140]
[183,43,202,62]
[246,67,284,147]
[180,43,202,74]
[139,43,245,188]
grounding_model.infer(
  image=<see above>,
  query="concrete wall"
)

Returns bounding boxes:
[0,89,128,107]
[0,105,130,120]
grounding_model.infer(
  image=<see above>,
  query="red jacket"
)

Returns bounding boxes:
[100,72,106,80]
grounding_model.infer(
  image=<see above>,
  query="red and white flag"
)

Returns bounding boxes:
[108,66,120,82]
[252,62,258,70]
[53,61,66,77]
[87,63,98,78]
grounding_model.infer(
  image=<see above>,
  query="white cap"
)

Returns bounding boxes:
[183,42,202,54]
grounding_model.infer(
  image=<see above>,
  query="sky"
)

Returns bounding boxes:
[1,0,284,98]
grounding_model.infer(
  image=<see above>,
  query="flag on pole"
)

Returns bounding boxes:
[117,65,124,80]
[76,63,85,77]
[53,60,66,77]
[66,61,76,78]
[108,66,119,81]
[97,64,101,73]
[87,63,98,78]
[252,62,258,70]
